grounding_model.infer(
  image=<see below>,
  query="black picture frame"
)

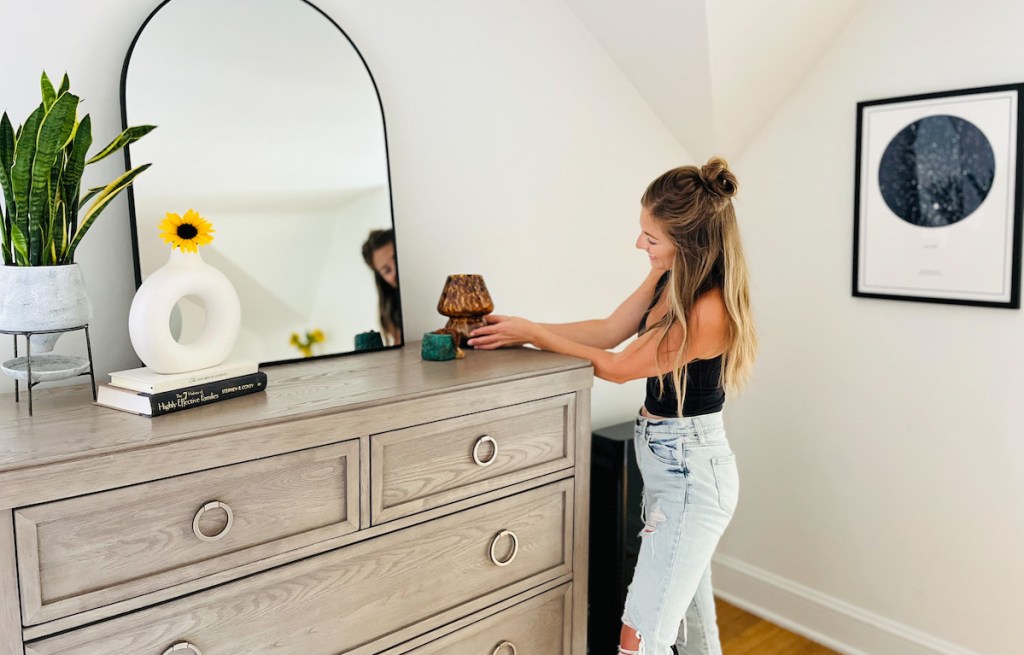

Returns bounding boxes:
[853,83,1024,309]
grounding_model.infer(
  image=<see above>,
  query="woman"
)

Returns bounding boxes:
[468,158,757,655]
[361,228,403,346]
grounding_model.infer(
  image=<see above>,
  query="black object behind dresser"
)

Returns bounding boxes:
[587,420,644,652]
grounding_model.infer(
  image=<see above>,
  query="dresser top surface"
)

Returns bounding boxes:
[0,344,591,472]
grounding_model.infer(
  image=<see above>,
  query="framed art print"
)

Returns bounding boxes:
[853,83,1024,308]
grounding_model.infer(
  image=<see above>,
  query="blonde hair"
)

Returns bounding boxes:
[641,157,758,416]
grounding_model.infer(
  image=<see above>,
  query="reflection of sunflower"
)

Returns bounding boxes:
[289,329,326,358]
[159,209,214,252]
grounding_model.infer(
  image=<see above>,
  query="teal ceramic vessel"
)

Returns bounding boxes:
[421,332,456,361]
[355,330,384,351]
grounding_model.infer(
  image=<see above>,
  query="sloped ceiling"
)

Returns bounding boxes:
[562,0,866,159]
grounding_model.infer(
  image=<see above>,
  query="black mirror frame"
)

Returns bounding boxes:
[119,0,405,366]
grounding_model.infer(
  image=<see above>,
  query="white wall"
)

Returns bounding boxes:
[715,1,1024,653]
[0,0,690,428]
[704,0,864,157]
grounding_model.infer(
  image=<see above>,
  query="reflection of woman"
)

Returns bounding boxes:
[468,159,756,655]
[362,228,403,346]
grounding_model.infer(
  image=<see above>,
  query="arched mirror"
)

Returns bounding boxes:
[121,0,402,366]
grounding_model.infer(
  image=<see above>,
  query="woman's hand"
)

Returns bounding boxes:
[467,314,538,349]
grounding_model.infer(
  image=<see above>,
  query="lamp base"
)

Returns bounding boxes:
[443,316,486,347]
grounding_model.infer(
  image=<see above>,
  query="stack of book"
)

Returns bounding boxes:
[95,361,266,417]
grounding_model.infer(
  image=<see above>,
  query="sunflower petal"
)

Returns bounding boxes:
[157,209,216,251]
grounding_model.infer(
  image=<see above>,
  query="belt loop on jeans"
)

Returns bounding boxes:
[693,417,708,445]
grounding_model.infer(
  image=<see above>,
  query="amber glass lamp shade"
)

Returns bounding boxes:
[437,275,494,346]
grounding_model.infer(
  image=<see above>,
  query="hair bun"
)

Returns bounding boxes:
[700,157,738,200]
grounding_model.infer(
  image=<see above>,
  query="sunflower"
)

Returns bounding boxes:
[159,209,215,252]
[289,329,326,357]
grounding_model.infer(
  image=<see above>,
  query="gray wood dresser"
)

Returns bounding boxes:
[0,345,593,655]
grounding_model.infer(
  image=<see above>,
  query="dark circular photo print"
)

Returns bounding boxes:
[878,114,995,227]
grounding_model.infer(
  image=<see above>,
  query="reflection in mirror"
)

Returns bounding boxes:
[122,0,402,365]
[362,229,402,346]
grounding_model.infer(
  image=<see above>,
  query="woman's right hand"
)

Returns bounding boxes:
[467,314,536,349]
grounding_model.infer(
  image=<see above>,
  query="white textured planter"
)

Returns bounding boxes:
[0,264,93,353]
[129,249,241,374]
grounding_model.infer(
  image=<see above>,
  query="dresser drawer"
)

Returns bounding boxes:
[397,584,572,654]
[15,440,360,625]
[25,480,573,655]
[372,395,575,523]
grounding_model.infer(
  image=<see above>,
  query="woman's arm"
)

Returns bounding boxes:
[484,269,666,350]
[534,319,618,349]
[469,289,728,384]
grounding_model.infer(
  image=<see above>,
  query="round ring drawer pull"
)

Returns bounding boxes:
[192,500,233,542]
[492,641,518,655]
[472,435,498,467]
[162,642,202,655]
[489,529,519,567]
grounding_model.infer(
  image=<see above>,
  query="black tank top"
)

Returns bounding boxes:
[639,273,726,417]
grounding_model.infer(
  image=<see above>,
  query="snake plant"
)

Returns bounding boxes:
[0,72,155,266]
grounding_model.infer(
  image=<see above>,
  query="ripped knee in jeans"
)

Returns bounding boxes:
[641,502,667,536]
[638,492,667,539]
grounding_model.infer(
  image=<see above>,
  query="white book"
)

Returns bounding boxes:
[108,360,259,394]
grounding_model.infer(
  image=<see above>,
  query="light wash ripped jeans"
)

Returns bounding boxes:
[619,410,739,655]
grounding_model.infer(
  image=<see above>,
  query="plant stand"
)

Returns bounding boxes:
[0,325,96,416]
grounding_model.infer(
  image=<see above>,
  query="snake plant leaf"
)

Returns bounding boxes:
[0,113,15,261]
[27,91,78,265]
[10,221,28,265]
[10,103,44,260]
[46,161,61,265]
[57,73,70,97]
[64,163,151,263]
[59,211,69,259]
[50,197,68,265]
[0,113,14,199]
[41,72,57,111]
[48,180,66,265]
[31,216,47,266]
[85,125,156,165]
[63,114,92,237]
[78,183,105,209]
[0,201,6,265]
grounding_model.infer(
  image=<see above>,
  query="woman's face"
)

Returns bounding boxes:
[636,206,676,271]
[372,242,398,288]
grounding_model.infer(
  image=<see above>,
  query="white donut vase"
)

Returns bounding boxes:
[128,249,241,374]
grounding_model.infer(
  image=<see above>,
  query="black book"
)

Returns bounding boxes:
[96,371,268,417]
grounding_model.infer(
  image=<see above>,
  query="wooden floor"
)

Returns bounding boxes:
[717,599,838,654]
